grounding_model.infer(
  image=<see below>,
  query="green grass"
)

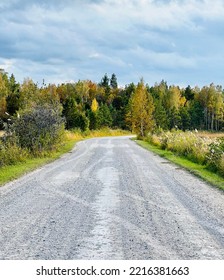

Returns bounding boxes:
[0,129,129,186]
[0,138,79,186]
[136,140,224,191]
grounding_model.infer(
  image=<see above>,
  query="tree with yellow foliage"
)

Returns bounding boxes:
[0,71,9,125]
[89,98,99,129]
[129,79,154,138]
[91,98,98,112]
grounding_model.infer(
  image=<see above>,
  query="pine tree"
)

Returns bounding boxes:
[98,104,113,127]
[110,73,118,89]
[99,74,110,99]
[6,74,20,115]
[154,100,168,130]
[179,106,191,130]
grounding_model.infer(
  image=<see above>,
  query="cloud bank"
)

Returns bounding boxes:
[0,0,224,87]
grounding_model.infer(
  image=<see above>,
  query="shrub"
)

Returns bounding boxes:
[0,136,29,166]
[147,133,161,147]
[11,105,65,154]
[190,138,209,164]
[147,130,211,164]
[147,130,224,177]
[218,154,224,176]
[207,138,224,174]
[158,131,172,150]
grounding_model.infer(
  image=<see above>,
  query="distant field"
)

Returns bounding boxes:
[197,131,224,139]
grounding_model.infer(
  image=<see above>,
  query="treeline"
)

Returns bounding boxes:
[0,69,224,137]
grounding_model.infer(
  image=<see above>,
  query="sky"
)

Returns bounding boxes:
[0,0,224,87]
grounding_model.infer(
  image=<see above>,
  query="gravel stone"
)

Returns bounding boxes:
[0,136,224,259]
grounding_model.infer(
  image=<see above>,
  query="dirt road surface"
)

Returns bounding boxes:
[0,136,224,259]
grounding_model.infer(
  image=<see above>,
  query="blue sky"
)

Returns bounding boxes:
[0,0,224,87]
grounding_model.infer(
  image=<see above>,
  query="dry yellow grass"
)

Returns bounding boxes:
[0,130,5,137]
[65,128,130,141]
[65,130,83,141]
[197,131,224,139]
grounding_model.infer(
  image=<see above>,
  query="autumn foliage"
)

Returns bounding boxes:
[0,70,223,170]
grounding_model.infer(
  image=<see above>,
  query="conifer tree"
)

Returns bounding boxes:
[110,73,118,89]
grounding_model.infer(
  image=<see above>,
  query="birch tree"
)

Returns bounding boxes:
[130,80,154,138]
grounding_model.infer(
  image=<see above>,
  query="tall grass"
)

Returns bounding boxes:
[147,130,224,177]
[197,131,224,139]
[0,138,29,166]
[0,128,130,185]
[137,140,224,190]
[67,127,131,140]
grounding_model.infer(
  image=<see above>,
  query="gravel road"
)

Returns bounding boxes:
[0,136,224,260]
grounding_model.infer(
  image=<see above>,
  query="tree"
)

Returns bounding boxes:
[164,85,185,110]
[99,73,110,99]
[19,78,39,109]
[189,100,204,129]
[89,98,99,130]
[198,84,223,130]
[62,98,89,131]
[62,97,78,129]
[213,93,224,130]
[98,104,113,127]
[73,112,89,131]
[100,73,110,88]
[74,80,89,104]
[62,97,89,130]
[179,106,191,130]
[168,107,181,129]
[153,100,168,130]
[6,74,20,115]
[183,85,194,105]
[0,71,9,128]
[129,80,154,138]
[110,73,118,89]
[91,98,98,112]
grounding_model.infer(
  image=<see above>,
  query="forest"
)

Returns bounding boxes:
[0,69,224,178]
[0,70,223,134]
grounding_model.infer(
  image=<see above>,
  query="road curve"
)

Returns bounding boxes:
[0,136,224,260]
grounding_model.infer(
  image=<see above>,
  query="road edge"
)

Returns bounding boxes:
[135,139,224,192]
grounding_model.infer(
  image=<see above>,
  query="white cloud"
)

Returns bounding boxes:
[89,0,224,31]
[0,58,15,72]
[88,53,101,58]
[0,0,224,86]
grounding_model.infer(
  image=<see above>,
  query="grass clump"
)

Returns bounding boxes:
[207,137,224,176]
[136,140,224,191]
[146,130,224,179]
[0,138,29,166]
[156,130,210,164]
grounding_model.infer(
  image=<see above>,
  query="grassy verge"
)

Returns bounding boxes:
[0,136,79,186]
[136,140,224,191]
[0,128,129,186]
